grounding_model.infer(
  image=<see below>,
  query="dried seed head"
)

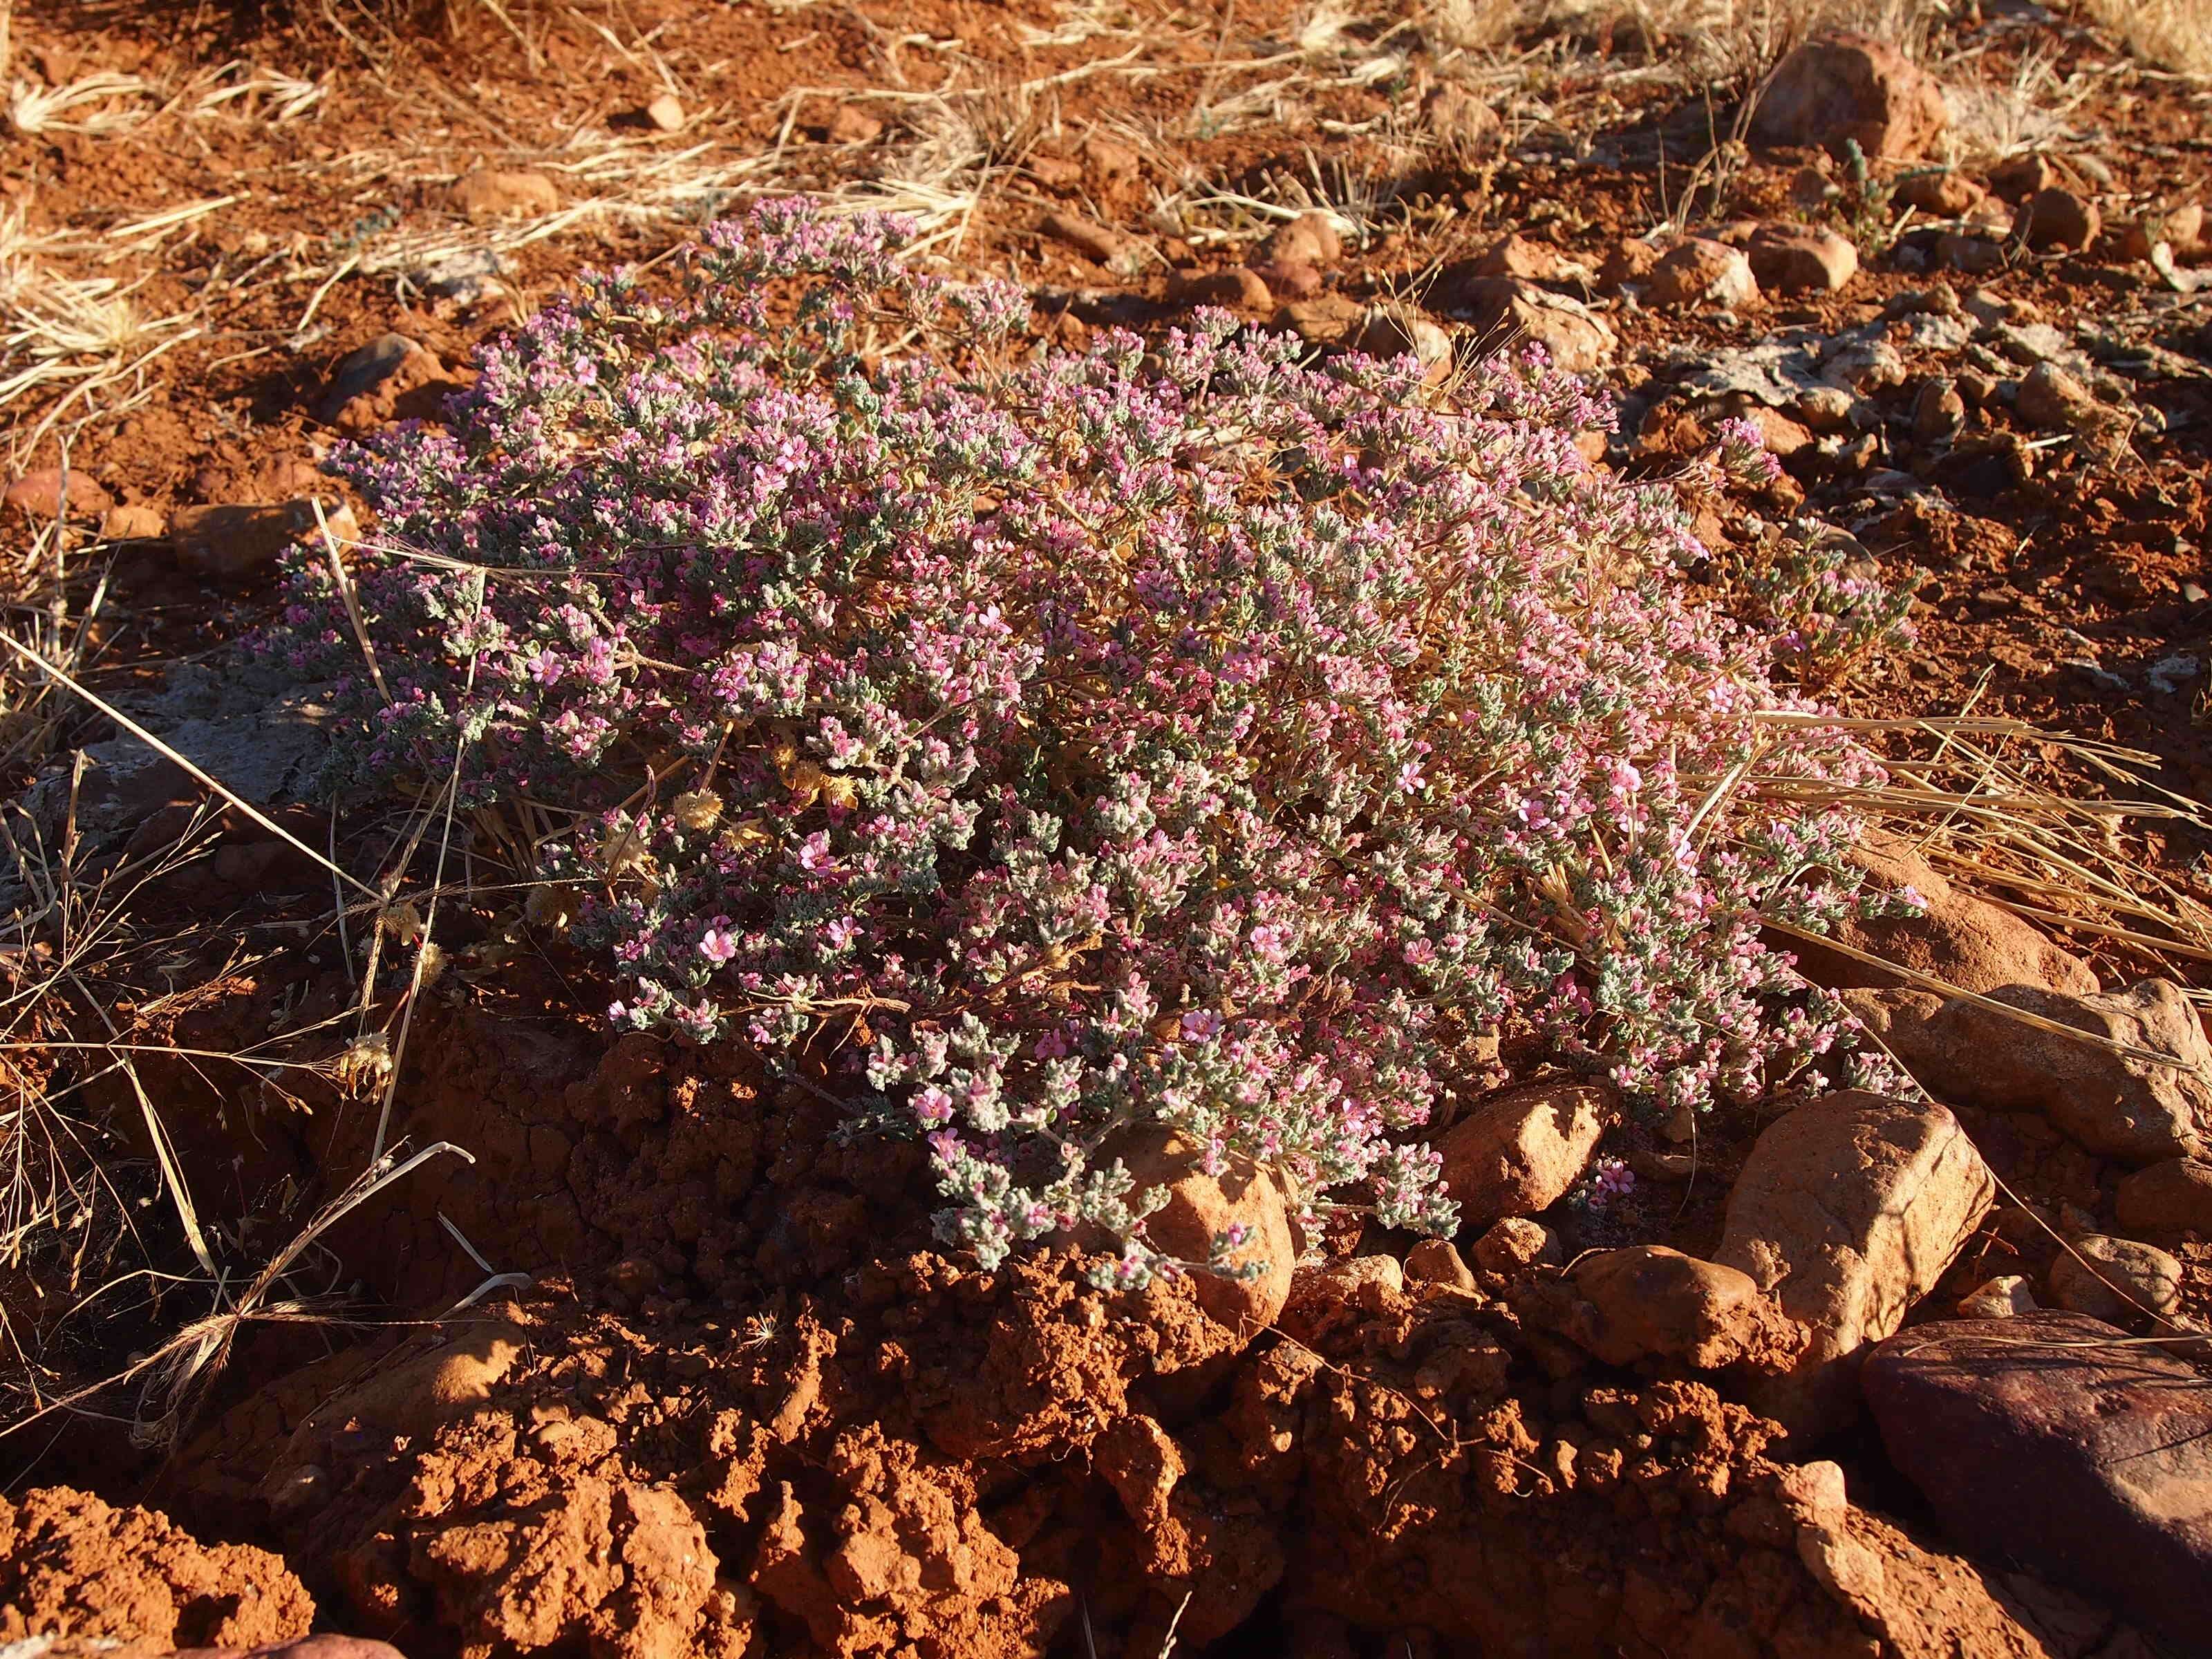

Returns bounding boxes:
[523,881,574,932]
[673,788,724,832]
[333,1031,395,1096]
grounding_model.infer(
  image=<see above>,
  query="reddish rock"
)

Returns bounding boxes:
[826,106,883,145]
[1596,237,1664,292]
[2016,359,2099,431]
[1347,303,1452,381]
[1956,1274,2036,1318]
[1892,171,1984,216]
[1470,1215,1560,1273]
[5,467,111,521]
[1403,1237,1476,1292]
[2112,205,2204,262]
[1862,977,2212,1165]
[1112,1129,1293,1337]
[1274,294,1363,347]
[1457,277,1616,371]
[1864,1311,2212,1649]
[1558,1245,1791,1370]
[1646,238,1758,309]
[1787,835,2098,998]
[1040,210,1136,269]
[449,167,560,221]
[1738,404,1815,460]
[1248,259,1322,300]
[1912,377,1967,444]
[2014,187,2100,252]
[1472,232,1562,281]
[1435,1081,1611,1226]
[1986,152,2057,203]
[2047,1235,2182,1322]
[1167,267,1274,310]
[1752,32,1949,162]
[1716,1091,1994,1443]
[1257,210,1342,270]
[1747,226,1859,293]
[171,500,326,583]
[102,502,167,539]
[1936,232,2003,274]
[2115,1156,2212,1237]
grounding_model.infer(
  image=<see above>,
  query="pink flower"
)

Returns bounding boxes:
[698,928,738,964]
[797,830,832,872]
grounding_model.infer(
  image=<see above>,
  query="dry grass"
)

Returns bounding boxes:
[2076,0,2212,77]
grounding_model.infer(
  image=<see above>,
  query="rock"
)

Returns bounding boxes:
[1403,1237,1476,1292]
[826,105,883,145]
[1469,1215,1560,1273]
[1892,171,1983,216]
[102,503,167,539]
[1753,32,1949,161]
[1421,83,1502,153]
[320,332,427,422]
[1305,1253,1405,1309]
[400,248,501,309]
[1794,384,1857,430]
[1435,1082,1611,1226]
[1986,152,2056,203]
[1956,1274,2036,1318]
[1788,835,2098,998]
[642,92,684,132]
[450,167,560,221]
[1911,377,1966,444]
[2016,360,2098,431]
[1559,1246,1789,1370]
[1864,1311,2212,1649]
[1257,211,1342,270]
[1596,237,1663,293]
[1738,404,1814,460]
[1456,277,1615,372]
[1935,232,2003,274]
[1747,227,1859,294]
[1080,133,1140,184]
[1715,1091,1994,1442]
[1347,303,1452,381]
[1275,294,1363,347]
[5,466,112,521]
[171,500,330,584]
[2015,187,2100,252]
[1040,211,1136,270]
[1472,232,1562,281]
[2115,1157,2212,1237]
[2047,1235,2182,1322]
[1167,267,1273,310]
[1114,1130,1293,1336]
[1868,979,2212,1165]
[1647,238,1759,309]
[1250,259,1322,300]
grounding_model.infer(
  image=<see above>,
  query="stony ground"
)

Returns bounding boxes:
[2,1,2211,1656]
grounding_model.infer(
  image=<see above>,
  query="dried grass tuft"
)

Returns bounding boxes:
[2075,0,2212,77]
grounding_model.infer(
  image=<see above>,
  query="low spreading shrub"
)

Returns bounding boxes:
[271,199,1914,1286]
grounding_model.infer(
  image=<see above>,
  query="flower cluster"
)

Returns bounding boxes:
[1730,518,1918,687]
[271,199,1900,1285]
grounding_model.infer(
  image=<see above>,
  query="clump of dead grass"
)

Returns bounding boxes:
[2075,0,2212,77]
